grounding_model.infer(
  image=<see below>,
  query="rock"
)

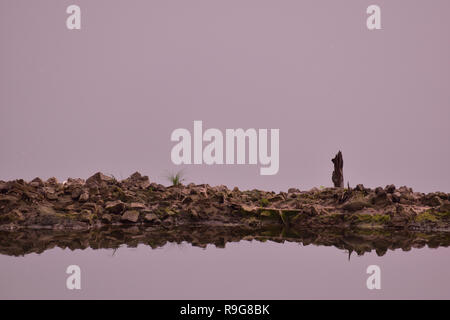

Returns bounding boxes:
[30,177,44,188]
[288,188,300,194]
[310,206,320,216]
[43,187,58,200]
[342,200,370,212]
[79,192,89,202]
[81,202,98,212]
[123,172,151,189]
[392,192,402,203]
[105,200,125,214]
[398,186,413,194]
[10,210,24,221]
[71,188,83,200]
[355,184,365,192]
[0,181,8,192]
[372,192,392,207]
[0,194,19,204]
[375,187,385,195]
[65,178,85,186]
[121,210,140,223]
[438,201,450,213]
[422,195,443,207]
[46,177,58,185]
[86,172,114,187]
[101,214,112,223]
[241,204,257,214]
[144,213,160,223]
[37,205,56,216]
[129,202,147,210]
[385,184,396,194]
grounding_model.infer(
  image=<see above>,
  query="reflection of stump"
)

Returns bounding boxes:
[332,151,344,188]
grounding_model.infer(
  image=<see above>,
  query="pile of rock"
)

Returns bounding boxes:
[0,172,449,232]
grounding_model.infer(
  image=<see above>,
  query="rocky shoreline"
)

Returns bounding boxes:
[0,172,449,233]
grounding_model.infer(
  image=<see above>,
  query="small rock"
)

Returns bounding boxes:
[129,202,146,210]
[37,205,56,216]
[144,213,160,223]
[355,184,365,192]
[121,210,140,223]
[43,187,58,200]
[79,192,89,202]
[0,194,19,204]
[30,177,44,188]
[438,201,450,213]
[385,184,396,194]
[342,200,370,212]
[86,172,114,186]
[46,177,58,185]
[10,209,24,221]
[71,188,83,200]
[392,192,402,203]
[105,200,125,214]
[375,187,385,195]
[101,214,112,223]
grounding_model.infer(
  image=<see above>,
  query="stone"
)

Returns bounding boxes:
[438,201,450,213]
[0,194,19,204]
[342,200,370,212]
[0,181,8,192]
[375,187,385,195]
[422,195,443,207]
[101,213,112,223]
[385,184,396,194]
[79,192,89,202]
[86,172,114,186]
[46,177,58,185]
[71,188,83,200]
[129,202,147,210]
[355,184,365,192]
[30,177,44,188]
[121,210,140,223]
[392,192,402,203]
[10,210,24,221]
[372,192,391,206]
[105,200,125,214]
[37,205,56,216]
[123,172,151,189]
[144,213,159,223]
[43,187,58,200]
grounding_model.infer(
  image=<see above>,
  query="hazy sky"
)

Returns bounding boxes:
[1,0,449,192]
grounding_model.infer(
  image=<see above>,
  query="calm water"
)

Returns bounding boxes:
[1,226,450,299]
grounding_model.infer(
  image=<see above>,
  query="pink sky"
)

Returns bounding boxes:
[1,0,449,192]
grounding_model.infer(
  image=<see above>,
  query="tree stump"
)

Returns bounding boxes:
[332,151,344,188]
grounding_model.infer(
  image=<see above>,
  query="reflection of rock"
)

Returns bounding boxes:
[1,224,450,257]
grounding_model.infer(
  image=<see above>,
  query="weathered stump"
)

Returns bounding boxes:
[332,151,344,188]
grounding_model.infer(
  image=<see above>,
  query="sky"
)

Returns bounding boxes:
[1,0,449,193]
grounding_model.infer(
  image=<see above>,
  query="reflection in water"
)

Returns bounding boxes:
[1,224,450,257]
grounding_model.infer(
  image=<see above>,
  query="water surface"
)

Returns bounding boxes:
[1,226,450,299]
